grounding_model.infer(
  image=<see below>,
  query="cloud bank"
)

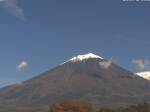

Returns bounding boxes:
[17,60,28,71]
[132,59,150,71]
[0,0,25,20]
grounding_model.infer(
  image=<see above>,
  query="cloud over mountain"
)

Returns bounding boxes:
[132,59,150,71]
[99,59,112,69]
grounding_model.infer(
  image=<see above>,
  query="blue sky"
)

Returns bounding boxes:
[0,0,150,87]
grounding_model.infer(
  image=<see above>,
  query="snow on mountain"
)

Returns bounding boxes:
[136,71,150,80]
[63,53,103,64]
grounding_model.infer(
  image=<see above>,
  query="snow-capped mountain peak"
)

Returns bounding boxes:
[136,71,150,81]
[63,53,103,64]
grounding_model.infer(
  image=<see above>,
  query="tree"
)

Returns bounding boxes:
[49,100,95,112]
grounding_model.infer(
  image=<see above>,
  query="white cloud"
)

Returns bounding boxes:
[16,81,23,85]
[16,60,28,71]
[0,0,25,20]
[99,59,112,69]
[132,59,150,70]
[132,59,145,70]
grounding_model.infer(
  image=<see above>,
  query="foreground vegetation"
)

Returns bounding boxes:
[49,101,150,112]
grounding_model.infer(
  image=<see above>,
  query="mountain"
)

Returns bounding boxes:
[137,71,150,81]
[0,53,150,112]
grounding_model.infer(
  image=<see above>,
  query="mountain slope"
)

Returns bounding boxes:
[0,53,150,112]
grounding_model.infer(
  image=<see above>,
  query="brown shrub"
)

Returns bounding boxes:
[50,100,95,112]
